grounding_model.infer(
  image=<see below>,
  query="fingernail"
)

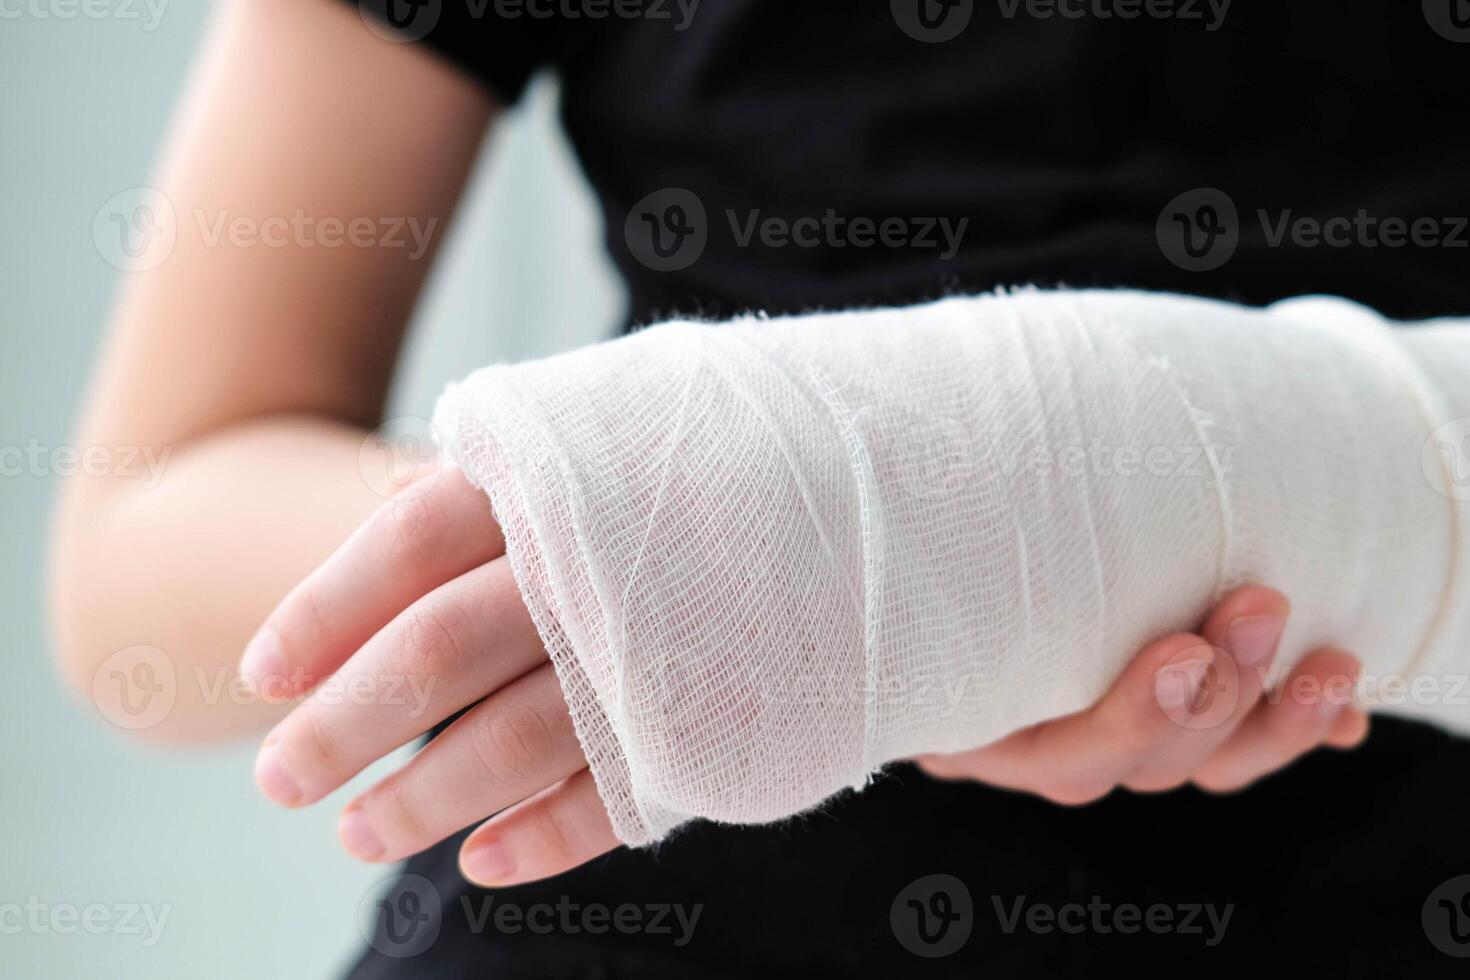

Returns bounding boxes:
[254,744,303,806]
[1226,613,1285,669]
[240,628,287,696]
[1155,649,1215,710]
[462,838,516,884]
[339,805,386,861]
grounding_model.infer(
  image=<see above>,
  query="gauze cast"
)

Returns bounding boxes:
[432,289,1470,845]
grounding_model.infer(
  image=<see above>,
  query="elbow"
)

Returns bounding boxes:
[46,478,99,702]
[46,479,277,748]
[46,481,191,747]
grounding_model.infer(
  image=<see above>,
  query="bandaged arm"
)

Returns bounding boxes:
[432,289,1470,845]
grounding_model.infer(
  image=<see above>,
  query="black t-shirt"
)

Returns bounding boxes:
[345,3,1470,976]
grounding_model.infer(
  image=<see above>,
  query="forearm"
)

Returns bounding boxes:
[47,0,496,743]
[435,288,1470,843]
[49,413,386,742]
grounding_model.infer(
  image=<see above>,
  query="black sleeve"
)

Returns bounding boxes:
[353,0,563,105]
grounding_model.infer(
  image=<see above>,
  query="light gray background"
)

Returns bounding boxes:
[0,4,619,977]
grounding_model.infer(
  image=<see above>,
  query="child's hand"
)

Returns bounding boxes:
[241,466,620,887]
[243,470,1370,888]
[916,586,1369,799]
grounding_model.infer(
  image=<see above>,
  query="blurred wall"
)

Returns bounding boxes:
[0,4,620,978]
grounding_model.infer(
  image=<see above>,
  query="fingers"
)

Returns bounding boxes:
[919,630,1223,805]
[254,557,546,807]
[1324,702,1371,749]
[917,586,1290,804]
[459,769,621,888]
[240,466,504,701]
[336,665,587,864]
[1191,648,1364,793]
[1120,586,1288,792]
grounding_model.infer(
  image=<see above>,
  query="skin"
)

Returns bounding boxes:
[49,0,494,740]
[50,0,1369,889]
[243,466,1368,886]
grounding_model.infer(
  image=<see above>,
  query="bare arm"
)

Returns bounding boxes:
[48,0,495,742]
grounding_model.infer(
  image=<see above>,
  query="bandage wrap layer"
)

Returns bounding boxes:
[433,289,1470,845]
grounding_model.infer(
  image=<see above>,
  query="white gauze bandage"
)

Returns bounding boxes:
[432,288,1470,845]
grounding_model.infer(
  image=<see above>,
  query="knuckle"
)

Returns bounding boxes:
[377,781,431,843]
[1191,772,1248,796]
[914,755,958,779]
[471,701,552,783]
[1040,780,1114,808]
[1334,712,1371,748]
[394,601,470,681]
[1103,709,1169,760]
[291,708,342,777]
[268,587,332,679]
[1121,772,1189,795]
[379,490,441,562]
[1267,703,1328,754]
[528,807,578,868]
